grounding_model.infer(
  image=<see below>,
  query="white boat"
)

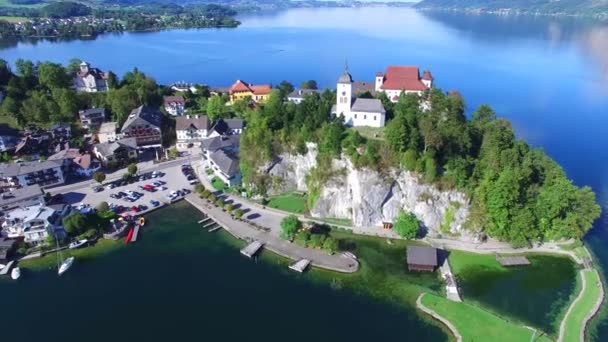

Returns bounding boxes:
[58,257,74,276]
[11,267,20,280]
[69,239,88,249]
[0,263,5,270]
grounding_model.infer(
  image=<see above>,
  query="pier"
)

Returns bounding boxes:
[131,224,140,242]
[289,259,311,273]
[240,241,263,258]
[0,260,15,275]
[207,224,221,233]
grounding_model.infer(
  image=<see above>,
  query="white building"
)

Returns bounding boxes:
[73,62,109,93]
[331,68,386,128]
[163,95,186,116]
[201,135,241,187]
[287,89,318,104]
[97,122,119,143]
[1,204,69,246]
[375,66,433,102]
[176,115,209,149]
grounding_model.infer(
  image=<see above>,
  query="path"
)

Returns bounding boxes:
[558,269,604,342]
[416,294,463,342]
[185,194,359,273]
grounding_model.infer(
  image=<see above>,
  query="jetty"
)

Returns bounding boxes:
[289,259,311,273]
[240,240,263,258]
[0,260,15,275]
[130,224,140,242]
[496,255,530,267]
[207,224,221,233]
[198,218,211,224]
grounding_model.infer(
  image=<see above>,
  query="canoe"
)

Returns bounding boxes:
[125,228,134,244]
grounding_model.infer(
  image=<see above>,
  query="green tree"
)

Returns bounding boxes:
[301,80,318,90]
[51,88,79,122]
[92,171,106,184]
[225,204,234,212]
[280,215,301,240]
[393,211,419,239]
[168,147,179,159]
[233,208,244,219]
[278,80,294,96]
[322,236,338,253]
[127,163,138,175]
[38,62,71,90]
[206,95,226,121]
[62,212,87,236]
[96,201,109,212]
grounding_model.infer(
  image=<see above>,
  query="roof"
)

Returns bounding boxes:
[175,115,209,131]
[209,118,245,136]
[406,246,438,267]
[209,150,240,177]
[99,122,118,134]
[229,80,271,95]
[73,153,93,169]
[201,135,240,151]
[163,95,185,106]
[94,138,137,157]
[353,81,376,94]
[422,70,433,81]
[0,159,63,177]
[338,69,353,84]
[121,106,163,132]
[79,108,106,118]
[0,184,43,207]
[76,63,107,80]
[48,148,82,161]
[5,204,56,226]
[0,237,17,249]
[351,98,386,114]
[287,89,318,99]
[380,66,428,91]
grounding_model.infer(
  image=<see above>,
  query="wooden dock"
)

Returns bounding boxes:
[240,241,263,258]
[289,259,311,273]
[496,255,530,266]
[0,260,15,275]
[208,225,221,233]
[130,224,140,242]
[198,218,211,224]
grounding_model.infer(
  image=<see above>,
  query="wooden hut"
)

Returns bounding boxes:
[406,246,438,272]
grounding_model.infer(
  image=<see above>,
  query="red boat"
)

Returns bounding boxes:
[125,228,134,244]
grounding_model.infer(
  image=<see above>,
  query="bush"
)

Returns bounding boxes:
[127,163,138,175]
[322,236,338,254]
[308,233,326,248]
[393,211,420,239]
[208,194,217,203]
[294,230,311,247]
[201,190,211,198]
[280,215,301,240]
[233,208,244,219]
[194,183,205,194]
[215,198,225,208]
[225,204,234,212]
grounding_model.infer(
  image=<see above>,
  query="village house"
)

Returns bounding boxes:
[170,82,198,93]
[48,148,100,177]
[0,125,20,153]
[332,67,386,128]
[49,123,72,140]
[201,135,241,186]
[208,118,245,137]
[0,159,66,189]
[79,108,107,131]
[175,115,209,149]
[229,80,272,104]
[121,106,163,147]
[97,122,119,143]
[93,138,138,167]
[163,95,186,116]
[73,61,109,93]
[0,184,44,212]
[375,66,433,102]
[1,203,70,246]
[287,89,318,104]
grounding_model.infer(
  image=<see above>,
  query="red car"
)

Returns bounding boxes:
[143,184,155,190]
[131,206,140,212]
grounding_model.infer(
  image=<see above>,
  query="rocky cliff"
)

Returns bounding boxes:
[266,143,470,236]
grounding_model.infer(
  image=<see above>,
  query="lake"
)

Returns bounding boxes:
[1,6,607,340]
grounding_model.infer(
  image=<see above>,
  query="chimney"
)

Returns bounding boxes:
[195,115,199,119]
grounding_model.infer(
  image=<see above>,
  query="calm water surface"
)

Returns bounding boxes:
[1,7,608,340]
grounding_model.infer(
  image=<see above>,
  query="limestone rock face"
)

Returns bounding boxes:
[264,143,470,235]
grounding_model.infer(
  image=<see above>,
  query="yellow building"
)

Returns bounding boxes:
[229,79,272,103]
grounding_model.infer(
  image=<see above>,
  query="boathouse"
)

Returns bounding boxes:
[406,246,438,272]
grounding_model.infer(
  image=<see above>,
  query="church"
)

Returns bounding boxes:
[331,68,387,128]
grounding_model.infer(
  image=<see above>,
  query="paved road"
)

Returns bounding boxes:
[185,194,358,273]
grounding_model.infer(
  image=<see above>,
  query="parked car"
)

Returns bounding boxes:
[110,194,119,199]
[138,204,148,211]
[108,183,116,189]
[93,186,103,193]
[131,206,140,212]
[118,191,128,197]
[150,200,160,207]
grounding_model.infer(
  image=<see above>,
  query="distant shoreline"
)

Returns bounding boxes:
[416,7,608,21]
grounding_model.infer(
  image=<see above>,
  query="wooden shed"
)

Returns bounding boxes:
[406,246,438,272]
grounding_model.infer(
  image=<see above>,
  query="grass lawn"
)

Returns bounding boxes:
[351,126,385,140]
[561,269,603,342]
[0,16,28,22]
[0,0,46,8]
[19,239,123,271]
[210,176,227,191]
[266,192,307,214]
[420,293,552,342]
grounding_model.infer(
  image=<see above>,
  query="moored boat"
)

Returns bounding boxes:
[58,257,74,276]
[138,217,145,226]
[11,267,21,280]
[125,228,134,244]
[69,239,88,249]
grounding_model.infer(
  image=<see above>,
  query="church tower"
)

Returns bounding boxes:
[336,66,353,119]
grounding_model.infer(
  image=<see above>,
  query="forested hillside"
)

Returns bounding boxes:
[416,0,608,17]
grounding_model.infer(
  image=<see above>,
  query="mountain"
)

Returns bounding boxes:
[415,0,608,17]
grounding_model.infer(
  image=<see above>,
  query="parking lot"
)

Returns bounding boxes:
[57,163,199,216]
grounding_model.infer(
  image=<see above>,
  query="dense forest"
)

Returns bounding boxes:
[416,0,608,17]
[238,88,601,246]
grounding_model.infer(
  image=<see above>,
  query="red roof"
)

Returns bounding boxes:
[422,70,434,81]
[380,66,428,91]
[230,80,272,95]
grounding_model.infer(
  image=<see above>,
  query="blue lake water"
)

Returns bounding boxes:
[1,6,608,340]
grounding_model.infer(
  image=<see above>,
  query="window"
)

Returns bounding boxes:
[364,115,367,120]
[354,114,357,119]
[374,116,377,120]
